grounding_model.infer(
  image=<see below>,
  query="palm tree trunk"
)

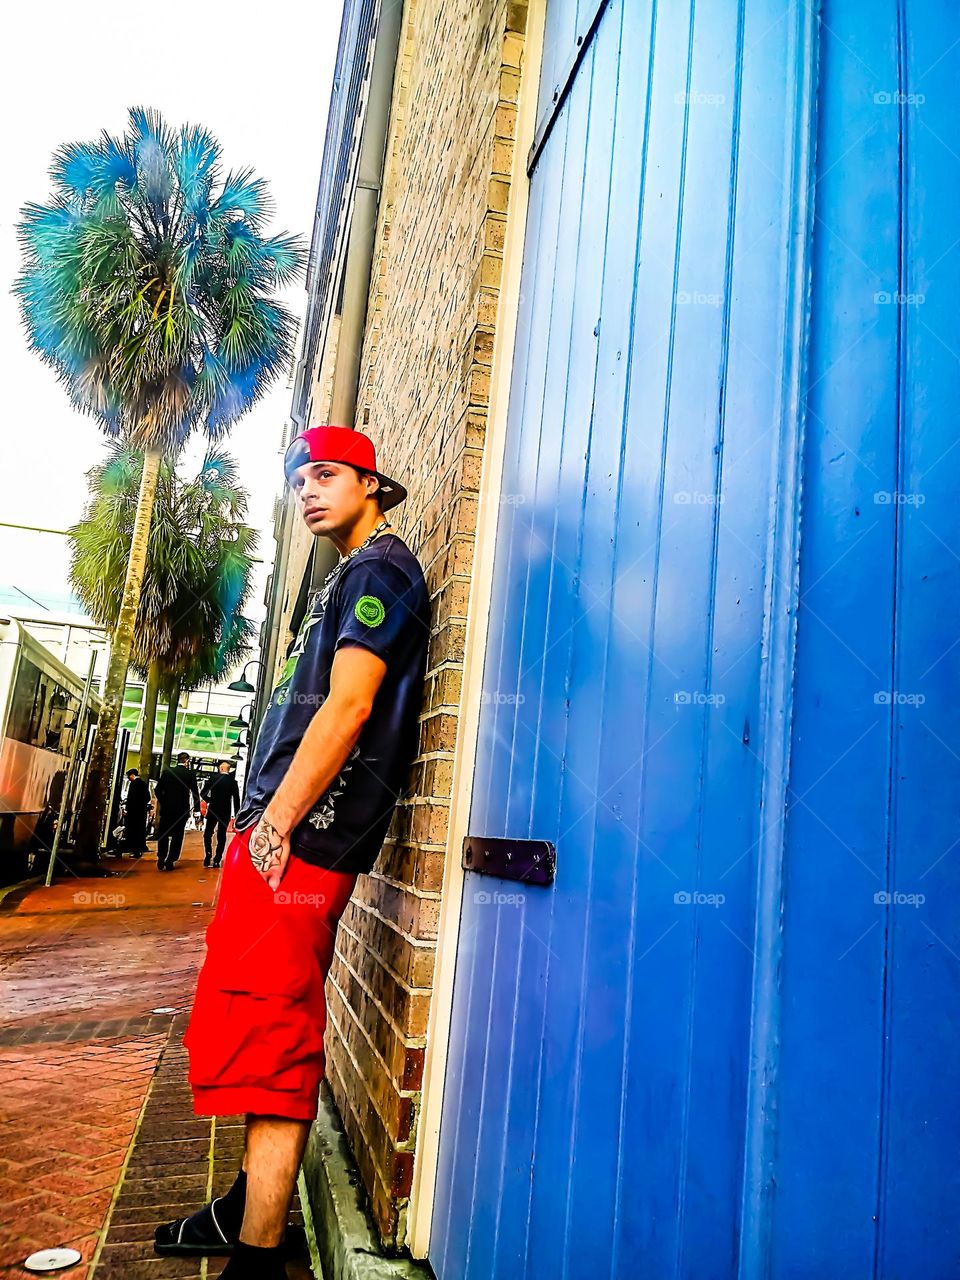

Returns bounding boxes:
[74,449,162,854]
[161,676,182,772]
[139,659,161,777]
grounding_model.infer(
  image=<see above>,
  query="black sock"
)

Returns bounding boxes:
[213,1168,247,1235]
[218,1239,286,1278]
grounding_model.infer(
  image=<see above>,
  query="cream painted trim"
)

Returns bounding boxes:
[406,0,548,1258]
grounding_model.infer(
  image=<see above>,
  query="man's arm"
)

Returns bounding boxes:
[248,643,387,888]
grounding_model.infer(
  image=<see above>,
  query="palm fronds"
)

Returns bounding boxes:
[16,107,306,453]
[68,443,259,688]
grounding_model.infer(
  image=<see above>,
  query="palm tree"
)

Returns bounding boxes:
[69,445,258,780]
[153,453,259,769]
[15,107,303,849]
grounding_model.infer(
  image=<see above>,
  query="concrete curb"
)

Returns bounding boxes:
[302,1082,432,1280]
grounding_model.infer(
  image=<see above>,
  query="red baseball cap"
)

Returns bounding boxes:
[283,425,407,512]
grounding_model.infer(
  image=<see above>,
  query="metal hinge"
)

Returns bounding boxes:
[461,835,556,885]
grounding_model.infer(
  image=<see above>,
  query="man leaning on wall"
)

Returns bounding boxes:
[153,426,431,1280]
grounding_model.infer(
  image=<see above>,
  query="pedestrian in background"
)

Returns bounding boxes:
[154,752,201,871]
[201,761,241,869]
[122,768,151,858]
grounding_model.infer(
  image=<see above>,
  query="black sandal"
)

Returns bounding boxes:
[154,1202,308,1258]
[155,1197,235,1255]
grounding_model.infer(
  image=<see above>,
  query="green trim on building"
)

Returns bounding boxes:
[120,694,241,757]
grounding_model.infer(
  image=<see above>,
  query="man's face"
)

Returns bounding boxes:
[288,460,379,534]
[219,762,230,774]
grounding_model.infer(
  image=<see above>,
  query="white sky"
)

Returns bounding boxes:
[1,0,344,627]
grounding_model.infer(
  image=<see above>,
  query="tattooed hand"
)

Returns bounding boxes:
[248,813,291,891]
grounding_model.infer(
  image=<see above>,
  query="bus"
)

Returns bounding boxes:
[0,618,101,876]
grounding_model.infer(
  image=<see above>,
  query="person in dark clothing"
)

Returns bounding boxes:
[201,761,241,868]
[154,752,202,871]
[122,769,151,857]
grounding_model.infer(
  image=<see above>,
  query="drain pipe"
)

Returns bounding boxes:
[329,0,403,427]
[308,0,403,596]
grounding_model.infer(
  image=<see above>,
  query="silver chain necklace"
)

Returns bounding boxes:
[338,517,391,565]
[313,518,391,614]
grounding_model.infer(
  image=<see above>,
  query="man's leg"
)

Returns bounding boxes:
[153,1130,308,1263]
[204,812,217,865]
[214,819,228,866]
[158,833,358,1261]
[168,813,188,867]
[208,1118,308,1277]
[157,822,169,869]
[239,1116,309,1246]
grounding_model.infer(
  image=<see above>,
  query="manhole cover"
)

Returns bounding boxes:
[24,1247,82,1272]
[151,1007,177,1014]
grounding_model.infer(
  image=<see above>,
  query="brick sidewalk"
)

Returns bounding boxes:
[0,833,314,1279]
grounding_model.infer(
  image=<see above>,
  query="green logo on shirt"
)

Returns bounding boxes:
[355,595,386,627]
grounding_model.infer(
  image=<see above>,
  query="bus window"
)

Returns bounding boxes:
[6,659,82,756]
[7,658,42,745]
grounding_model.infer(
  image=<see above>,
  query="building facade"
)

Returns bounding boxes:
[266,0,960,1274]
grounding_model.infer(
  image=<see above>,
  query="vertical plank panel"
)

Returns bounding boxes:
[517,10,623,1278]
[772,0,903,1272]
[428,21,564,1275]
[430,3,603,1275]
[615,2,721,1271]
[879,0,960,1273]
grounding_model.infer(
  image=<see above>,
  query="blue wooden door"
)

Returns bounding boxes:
[429,1,960,1277]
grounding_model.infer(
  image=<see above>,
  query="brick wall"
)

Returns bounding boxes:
[321,0,530,1246]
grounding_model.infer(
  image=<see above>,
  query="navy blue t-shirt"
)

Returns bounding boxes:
[235,533,431,875]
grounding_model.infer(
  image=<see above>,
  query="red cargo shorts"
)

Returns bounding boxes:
[183,824,358,1120]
